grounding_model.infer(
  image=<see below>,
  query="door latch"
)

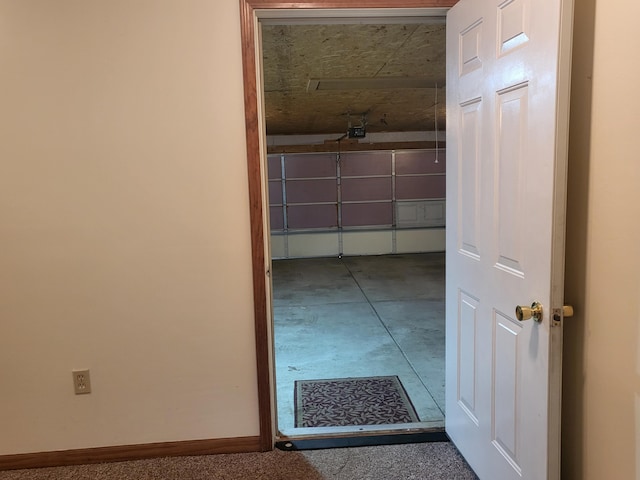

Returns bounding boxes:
[551,305,574,327]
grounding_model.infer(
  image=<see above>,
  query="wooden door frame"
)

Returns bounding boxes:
[239,0,458,451]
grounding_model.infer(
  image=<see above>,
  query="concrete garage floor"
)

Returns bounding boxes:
[271,253,446,436]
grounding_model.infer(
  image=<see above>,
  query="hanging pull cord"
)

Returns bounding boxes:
[434,83,439,164]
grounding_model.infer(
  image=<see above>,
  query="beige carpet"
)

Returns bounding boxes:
[0,442,477,479]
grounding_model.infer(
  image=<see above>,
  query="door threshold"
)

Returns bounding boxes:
[277,420,443,437]
[275,427,448,451]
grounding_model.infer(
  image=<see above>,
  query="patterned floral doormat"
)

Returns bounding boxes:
[294,376,420,428]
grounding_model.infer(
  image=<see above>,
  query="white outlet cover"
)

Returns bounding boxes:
[72,369,92,395]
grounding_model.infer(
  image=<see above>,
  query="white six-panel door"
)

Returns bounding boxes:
[445,0,574,479]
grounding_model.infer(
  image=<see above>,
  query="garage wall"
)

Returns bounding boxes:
[0,0,259,454]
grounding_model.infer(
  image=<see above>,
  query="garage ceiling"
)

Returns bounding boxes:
[261,21,447,138]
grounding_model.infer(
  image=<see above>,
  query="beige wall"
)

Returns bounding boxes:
[0,0,259,454]
[2,1,640,477]
[563,0,640,478]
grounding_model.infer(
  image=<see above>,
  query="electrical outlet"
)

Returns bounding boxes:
[72,369,91,394]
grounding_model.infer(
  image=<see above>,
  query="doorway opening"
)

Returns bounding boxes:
[260,15,448,439]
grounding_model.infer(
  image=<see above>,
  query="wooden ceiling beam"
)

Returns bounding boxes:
[247,0,457,7]
[267,141,446,154]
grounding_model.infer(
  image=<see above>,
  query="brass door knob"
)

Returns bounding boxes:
[516,302,543,322]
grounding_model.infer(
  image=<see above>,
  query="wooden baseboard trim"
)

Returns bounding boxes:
[0,435,262,471]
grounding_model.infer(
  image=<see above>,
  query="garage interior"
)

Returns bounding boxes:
[261,18,448,436]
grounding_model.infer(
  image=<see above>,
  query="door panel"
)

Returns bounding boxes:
[496,83,528,276]
[446,0,574,478]
[497,0,529,55]
[459,99,481,258]
[492,312,522,471]
[457,291,479,422]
